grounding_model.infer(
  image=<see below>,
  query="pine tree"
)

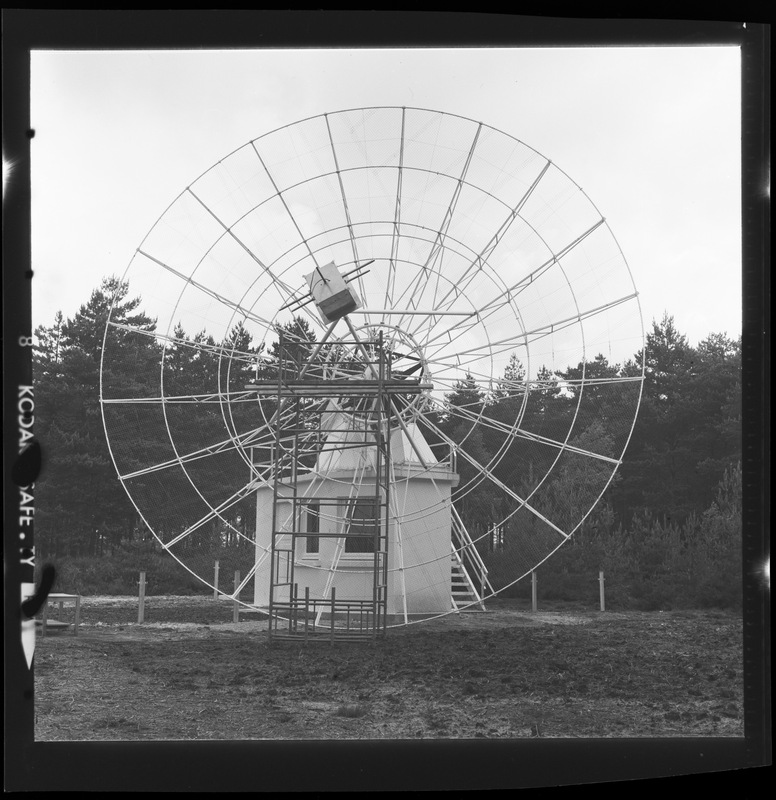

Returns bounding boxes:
[640,312,695,402]
[34,277,159,557]
[33,310,64,374]
[611,315,741,529]
[492,353,526,399]
[269,316,318,372]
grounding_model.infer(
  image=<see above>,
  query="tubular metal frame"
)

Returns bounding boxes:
[264,330,411,641]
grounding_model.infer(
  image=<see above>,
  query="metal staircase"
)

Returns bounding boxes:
[450,507,494,611]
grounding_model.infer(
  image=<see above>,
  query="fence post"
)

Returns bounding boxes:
[213,560,220,600]
[330,586,336,643]
[304,586,310,639]
[293,583,298,634]
[138,571,146,624]
[599,570,606,612]
[531,571,538,612]
[233,570,241,623]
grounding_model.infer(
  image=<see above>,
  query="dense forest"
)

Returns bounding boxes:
[32,277,742,608]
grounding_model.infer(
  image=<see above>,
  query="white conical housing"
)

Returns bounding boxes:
[315,411,437,475]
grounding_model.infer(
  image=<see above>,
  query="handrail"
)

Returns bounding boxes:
[453,514,494,600]
[449,507,495,604]
[451,506,492,582]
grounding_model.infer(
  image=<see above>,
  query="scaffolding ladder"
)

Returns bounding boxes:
[259,330,399,641]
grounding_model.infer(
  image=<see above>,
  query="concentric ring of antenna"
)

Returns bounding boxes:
[100,107,644,622]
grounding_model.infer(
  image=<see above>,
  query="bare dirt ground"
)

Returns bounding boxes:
[33,596,744,741]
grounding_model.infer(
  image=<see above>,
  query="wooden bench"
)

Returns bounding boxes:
[39,593,81,636]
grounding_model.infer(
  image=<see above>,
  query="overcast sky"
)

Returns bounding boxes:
[28,46,742,350]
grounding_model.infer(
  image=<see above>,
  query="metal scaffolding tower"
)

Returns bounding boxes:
[255,329,425,641]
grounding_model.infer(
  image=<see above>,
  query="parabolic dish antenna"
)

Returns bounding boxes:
[100,107,644,631]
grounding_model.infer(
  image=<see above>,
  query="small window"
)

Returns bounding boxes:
[342,497,379,554]
[305,503,320,554]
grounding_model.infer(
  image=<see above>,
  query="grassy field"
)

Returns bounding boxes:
[33,596,744,742]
